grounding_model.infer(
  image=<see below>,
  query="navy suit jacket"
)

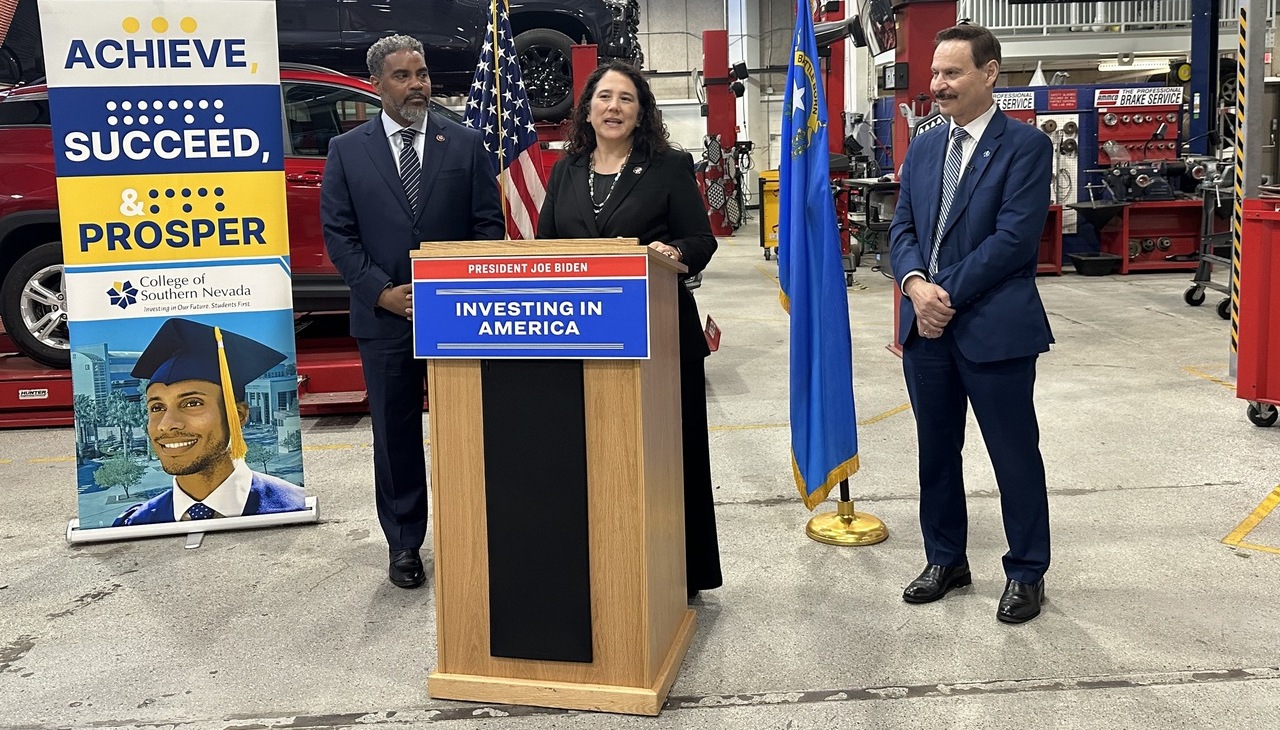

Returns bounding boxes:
[321,114,505,339]
[111,472,307,527]
[889,109,1054,363]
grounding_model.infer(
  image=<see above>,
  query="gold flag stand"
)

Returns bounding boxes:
[806,479,888,546]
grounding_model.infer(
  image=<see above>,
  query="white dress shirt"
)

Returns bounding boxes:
[173,459,254,520]
[380,111,427,167]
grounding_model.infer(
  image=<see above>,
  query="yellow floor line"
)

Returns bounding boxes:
[709,422,787,432]
[1183,365,1236,392]
[707,404,910,433]
[1222,483,1280,549]
[860,403,912,426]
[1232,541,1280,556]
[29,456,75,464]
[754,263,780,283]
[0,459,11,465]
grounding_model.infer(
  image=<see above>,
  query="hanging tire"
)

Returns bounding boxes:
[1183,286,1205,306]
[1217,298,1231,320]
[515,28,575,122]
[1247,402,1278,427]
[0,242,71,368]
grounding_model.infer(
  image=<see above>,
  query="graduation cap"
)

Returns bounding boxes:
[132,318,287,460]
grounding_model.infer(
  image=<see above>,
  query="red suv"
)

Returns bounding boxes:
[0,65,465,368]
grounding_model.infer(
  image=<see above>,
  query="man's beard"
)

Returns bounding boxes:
[397,99,427,123]
[161,443,231,477]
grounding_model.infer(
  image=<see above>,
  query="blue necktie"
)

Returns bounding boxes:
[186,502,217,520]
[399,128,421,215]
[930,127,969,275]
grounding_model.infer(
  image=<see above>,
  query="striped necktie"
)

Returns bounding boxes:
[398,128,421,215]
[930,126,969,275]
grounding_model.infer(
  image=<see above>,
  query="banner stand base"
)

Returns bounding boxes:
[66,496,320,544]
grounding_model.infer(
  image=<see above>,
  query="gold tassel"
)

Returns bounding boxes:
[214,327,247,461]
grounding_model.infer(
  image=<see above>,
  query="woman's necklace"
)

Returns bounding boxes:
[588,146,632,214]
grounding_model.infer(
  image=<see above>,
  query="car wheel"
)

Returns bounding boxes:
[1,242,71,368]
[516,28,575,122]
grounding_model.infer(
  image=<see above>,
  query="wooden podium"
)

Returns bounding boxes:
[412,240,696,716]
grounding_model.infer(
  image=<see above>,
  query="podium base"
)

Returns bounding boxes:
[428,608,695,716]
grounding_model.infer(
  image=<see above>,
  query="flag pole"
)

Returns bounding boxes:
[491,0,510,239]
[781,0,886,548]
[805,479,887,546]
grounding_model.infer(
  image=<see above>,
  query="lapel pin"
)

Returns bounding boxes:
[436,134,445,142]
[632,166,643,174]
[983,150,991,158]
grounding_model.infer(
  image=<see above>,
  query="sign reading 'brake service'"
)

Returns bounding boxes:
[1094,87,1184,107]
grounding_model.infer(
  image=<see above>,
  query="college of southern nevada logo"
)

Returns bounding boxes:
[790,50,821,157]
[107,280,138,309]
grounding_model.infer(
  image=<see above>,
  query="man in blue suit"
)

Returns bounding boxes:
[321,35,504,589]
[114,319,306,527]
[889,23,1054,624]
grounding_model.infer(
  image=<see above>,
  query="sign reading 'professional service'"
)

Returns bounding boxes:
[412,255,651,359]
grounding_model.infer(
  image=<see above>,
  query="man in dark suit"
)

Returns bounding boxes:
[889,23,1054,624]
[114,318,306,527]
[321,35,504,588]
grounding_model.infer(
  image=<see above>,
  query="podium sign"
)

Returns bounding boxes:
[412,253,650,359]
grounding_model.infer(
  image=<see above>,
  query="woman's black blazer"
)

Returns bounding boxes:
[536,147,717,358]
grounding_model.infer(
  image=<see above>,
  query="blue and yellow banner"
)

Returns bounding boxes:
[39,0,306,535]
[778,0,859,510]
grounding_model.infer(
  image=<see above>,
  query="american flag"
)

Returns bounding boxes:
[0,0,18,46]
[463,0,546,239]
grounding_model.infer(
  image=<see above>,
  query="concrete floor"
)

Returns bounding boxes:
[2,218,1278,730]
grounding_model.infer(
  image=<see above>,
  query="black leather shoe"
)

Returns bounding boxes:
[902,562,972,604]
[388,549,425,589]
[996,579,1045,624]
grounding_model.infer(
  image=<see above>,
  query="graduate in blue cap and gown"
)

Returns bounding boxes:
[112,318,306,527]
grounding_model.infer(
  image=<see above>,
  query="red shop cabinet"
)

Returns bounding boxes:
[1237,198,1280,426]
[1097,200,1201,274]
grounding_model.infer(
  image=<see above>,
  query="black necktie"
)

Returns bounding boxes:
[398,128,421,215]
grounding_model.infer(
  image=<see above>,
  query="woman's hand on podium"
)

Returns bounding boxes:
[647,242,683,262]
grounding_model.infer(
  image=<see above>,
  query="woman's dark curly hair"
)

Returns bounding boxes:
[563,61,670,158]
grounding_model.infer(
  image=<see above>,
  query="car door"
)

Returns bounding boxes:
[281,81,382,275]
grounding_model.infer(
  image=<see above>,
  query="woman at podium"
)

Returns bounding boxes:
[537,61,722,600]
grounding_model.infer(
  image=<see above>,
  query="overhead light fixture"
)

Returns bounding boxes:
[1098,57,1175,72]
